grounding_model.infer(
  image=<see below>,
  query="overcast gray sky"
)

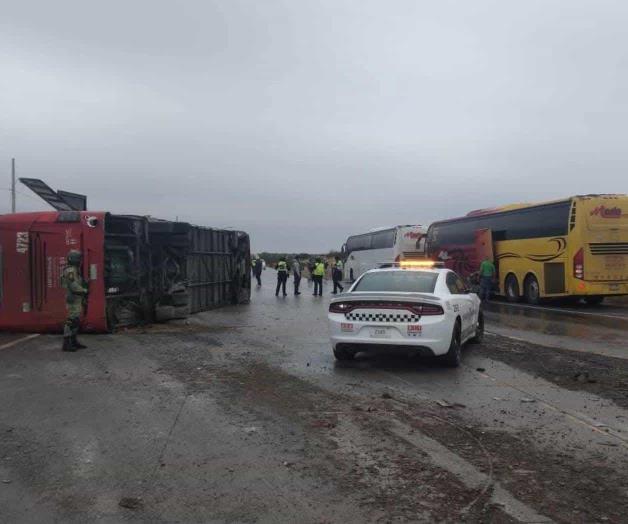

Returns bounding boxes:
[1,0,627,252]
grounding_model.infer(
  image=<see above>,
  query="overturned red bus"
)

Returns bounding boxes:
[0,211,251,333]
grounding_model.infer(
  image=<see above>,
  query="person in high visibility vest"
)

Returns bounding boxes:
[275,257,289,297]
[312,258,325,296]
[332,256,345,294]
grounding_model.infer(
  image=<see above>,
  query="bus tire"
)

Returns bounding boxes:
[585,295,604,305]
[440,320,462,367]
[505,274,520,303]
[524,274,541,305]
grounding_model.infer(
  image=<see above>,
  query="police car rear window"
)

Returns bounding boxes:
[353,271,438,293]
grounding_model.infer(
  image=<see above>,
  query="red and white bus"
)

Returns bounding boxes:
[0,211,250,332]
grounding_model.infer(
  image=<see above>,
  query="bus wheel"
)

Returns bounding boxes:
[505,275,520,303]
[524,274,540,305]
[585,296,604,306]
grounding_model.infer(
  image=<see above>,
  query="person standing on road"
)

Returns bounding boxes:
[61,250,89,352]
[275,257,289,297]
[332,256,344,294]
[252,256,263,287]
[292,257,302,295]
[478,257,496,302]
[312,258,325,296]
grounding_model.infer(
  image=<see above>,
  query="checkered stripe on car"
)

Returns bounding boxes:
[345,311,421,323]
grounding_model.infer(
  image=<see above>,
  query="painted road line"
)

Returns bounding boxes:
[0,334,40,351]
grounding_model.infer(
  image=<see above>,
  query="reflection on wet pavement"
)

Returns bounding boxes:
[482,300,628,359]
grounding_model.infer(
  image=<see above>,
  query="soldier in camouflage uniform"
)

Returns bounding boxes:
[61,250,89,352]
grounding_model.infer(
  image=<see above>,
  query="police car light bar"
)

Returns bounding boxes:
[378,261,444,269]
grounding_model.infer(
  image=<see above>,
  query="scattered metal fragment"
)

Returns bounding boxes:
[119,497,143,510]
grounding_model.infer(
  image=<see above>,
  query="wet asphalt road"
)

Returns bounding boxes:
[1,271,627,523]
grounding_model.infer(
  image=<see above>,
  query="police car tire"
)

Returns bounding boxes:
[333,346,355,361]
[441,321,462,367]
[469,310,484,344]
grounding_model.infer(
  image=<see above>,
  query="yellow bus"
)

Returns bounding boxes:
[426,194,628,304]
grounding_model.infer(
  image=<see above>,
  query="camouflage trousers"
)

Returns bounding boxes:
[63,304,82,337]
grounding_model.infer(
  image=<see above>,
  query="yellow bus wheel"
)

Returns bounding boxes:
[505,274,520,303]
[524,274,540,305]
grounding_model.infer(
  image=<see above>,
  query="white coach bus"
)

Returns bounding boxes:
[341,225,428,282]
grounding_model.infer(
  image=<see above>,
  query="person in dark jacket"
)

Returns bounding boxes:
[252,257,263,286]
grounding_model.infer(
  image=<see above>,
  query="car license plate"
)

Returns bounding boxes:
[370,328,390,339]
[407,325,422,337]
[341,323,354,332]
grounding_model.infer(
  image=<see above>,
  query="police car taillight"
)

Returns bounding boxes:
[419,304,444,315]
[329,302,354,313]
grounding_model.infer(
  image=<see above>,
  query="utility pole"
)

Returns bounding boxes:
[11,158,16,213]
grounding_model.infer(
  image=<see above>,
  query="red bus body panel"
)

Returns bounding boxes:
[0,212,108,333]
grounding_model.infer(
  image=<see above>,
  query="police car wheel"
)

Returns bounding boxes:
[469,310,484,344]
[333,345,355,361]
[440,321,462,367]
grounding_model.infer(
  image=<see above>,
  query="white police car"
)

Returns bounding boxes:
[328,263,483,366]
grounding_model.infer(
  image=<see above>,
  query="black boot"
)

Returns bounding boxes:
[62,337,76,352]
[71,335,87,349]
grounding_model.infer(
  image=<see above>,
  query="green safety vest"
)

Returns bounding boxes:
[313,263,325,276]
[277,261,288,272]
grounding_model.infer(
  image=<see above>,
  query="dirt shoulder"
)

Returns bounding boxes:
[477,332,628,409]
[147,328,628,523]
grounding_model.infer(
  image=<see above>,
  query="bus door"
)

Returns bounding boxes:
[474,228,494,273]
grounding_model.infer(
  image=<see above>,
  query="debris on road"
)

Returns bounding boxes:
[520,398,536,403]
[574,371,597,384]
[436,400,466,409]
[119,497,143,510]
[476,367,486,372]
